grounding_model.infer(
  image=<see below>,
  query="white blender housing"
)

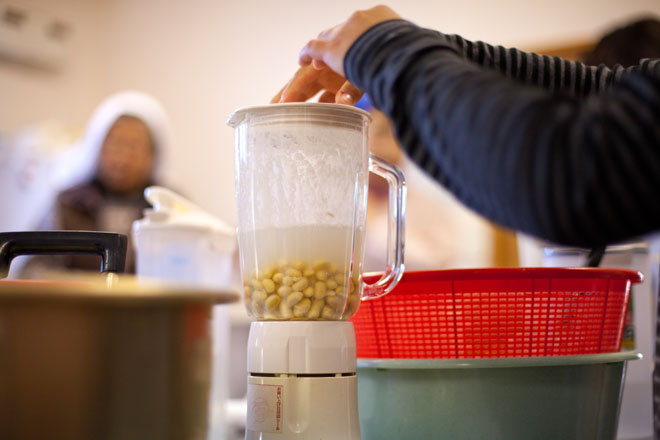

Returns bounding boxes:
[246,321,360,439]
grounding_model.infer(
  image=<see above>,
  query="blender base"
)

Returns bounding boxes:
[246,373,359,439]
[245,321,361,440]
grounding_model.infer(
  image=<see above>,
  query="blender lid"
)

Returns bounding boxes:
[226,102,372,128]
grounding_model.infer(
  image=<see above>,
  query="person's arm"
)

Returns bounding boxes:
[345,19,660,246]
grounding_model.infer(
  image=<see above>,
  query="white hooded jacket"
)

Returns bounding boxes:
[54,90,172,190]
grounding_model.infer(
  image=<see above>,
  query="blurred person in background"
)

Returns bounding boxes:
[22,91,171,274]
[584,17,660,67]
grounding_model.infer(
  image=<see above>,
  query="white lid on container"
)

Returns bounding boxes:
[132,186,235,252]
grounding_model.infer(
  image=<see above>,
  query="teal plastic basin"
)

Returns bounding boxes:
[357,352,640,440]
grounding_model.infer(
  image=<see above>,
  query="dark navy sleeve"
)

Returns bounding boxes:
[344,20,660,247]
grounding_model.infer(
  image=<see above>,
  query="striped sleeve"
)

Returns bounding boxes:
[439,32,660,96]
[344,20,660,247]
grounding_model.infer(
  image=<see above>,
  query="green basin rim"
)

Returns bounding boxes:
[357,351,641,370]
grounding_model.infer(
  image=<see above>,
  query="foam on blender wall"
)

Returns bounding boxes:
[238,122,368,230]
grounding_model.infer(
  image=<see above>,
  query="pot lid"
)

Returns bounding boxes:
[0,272,240,306]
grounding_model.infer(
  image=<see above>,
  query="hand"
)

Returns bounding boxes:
[272,5,401,105]
[271,65,362,105]
[299,5,401,76]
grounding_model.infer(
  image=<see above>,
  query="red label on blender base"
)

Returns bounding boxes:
[247,383,283,433]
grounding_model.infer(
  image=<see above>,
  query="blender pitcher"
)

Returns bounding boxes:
[228,103,405,321]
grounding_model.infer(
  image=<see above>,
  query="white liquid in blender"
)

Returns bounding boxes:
[239,225,365,320]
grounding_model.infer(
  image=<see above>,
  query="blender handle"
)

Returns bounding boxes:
[363,154,406,299]
[0,231,128,278]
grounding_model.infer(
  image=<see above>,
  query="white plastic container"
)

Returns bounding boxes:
[132,186,236,288]
[132,186,237,440]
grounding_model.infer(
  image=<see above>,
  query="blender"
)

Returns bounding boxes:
[228,103,406,439]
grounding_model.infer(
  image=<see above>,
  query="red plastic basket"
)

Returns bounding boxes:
[350,268,643,359]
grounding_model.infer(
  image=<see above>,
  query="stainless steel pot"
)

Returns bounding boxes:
[0,231,239,440]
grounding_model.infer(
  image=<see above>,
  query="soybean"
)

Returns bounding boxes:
[308,299,325,319]
[293,298,312,317]
[262,279,275,294]
[286,291,304,308]
[243,258,360,321]
[265,294,281,311]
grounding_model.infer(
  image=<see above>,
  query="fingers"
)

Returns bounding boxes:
[280,85,321,103]
[318,91,336,103]
[311,59,327,70]
[299,39,329,66]
[273,66,357,105]
[271,82,289,104]
[277,67,322,103]
[335,81,363,106]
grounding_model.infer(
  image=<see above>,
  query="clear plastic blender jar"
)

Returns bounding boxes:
[228,103,405,320]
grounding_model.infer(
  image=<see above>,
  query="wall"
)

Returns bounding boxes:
[0,0,109,133]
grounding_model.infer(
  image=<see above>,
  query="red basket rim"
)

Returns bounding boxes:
[365,267,643,285]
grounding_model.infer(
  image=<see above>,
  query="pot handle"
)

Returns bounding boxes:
[0,231,128,278]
